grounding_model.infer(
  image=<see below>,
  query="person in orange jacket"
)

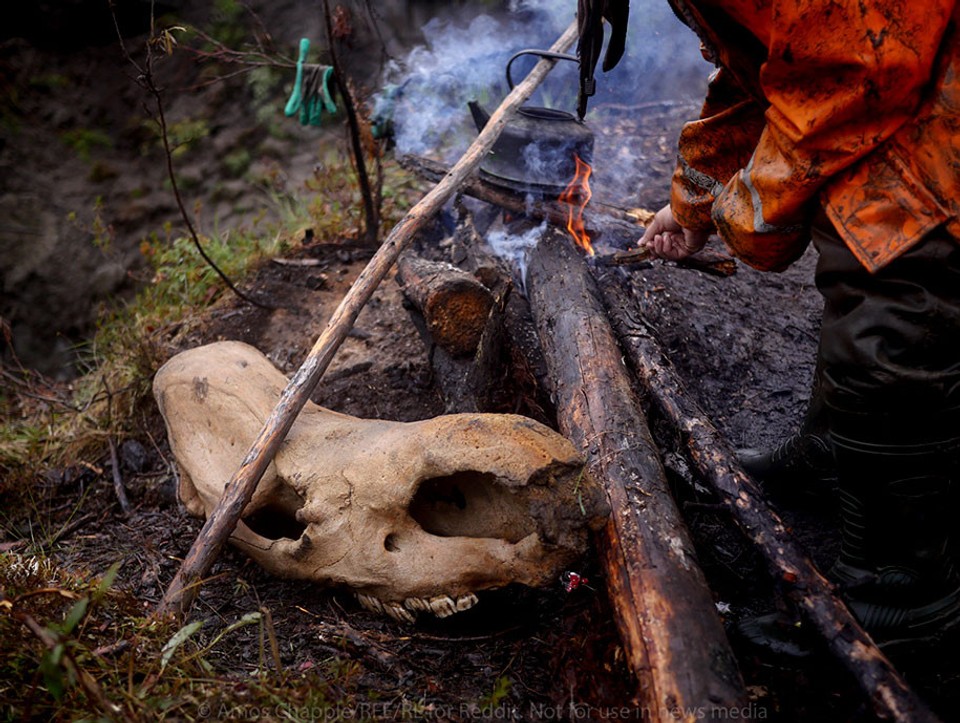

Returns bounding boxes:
[639,0,960,647]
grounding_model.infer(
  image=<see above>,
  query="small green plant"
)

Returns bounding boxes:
[222,147,252,177]
[60,128,113,161]
[479,675,513,711]
[209,0,247,46]
[29,73,69,91]
[0,553,365,721]
[143,117,210,158]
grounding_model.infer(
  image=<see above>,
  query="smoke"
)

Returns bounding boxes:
[486,218,548,292]
[375,0,710,163]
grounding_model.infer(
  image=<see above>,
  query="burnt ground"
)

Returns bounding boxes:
[3,37,960,722]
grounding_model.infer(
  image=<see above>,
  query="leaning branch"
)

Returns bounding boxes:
[157,19,582,619]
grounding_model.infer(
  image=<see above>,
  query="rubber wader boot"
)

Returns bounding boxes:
[739,418,960,656]
[827,420,960,648]
[737,361,837,498]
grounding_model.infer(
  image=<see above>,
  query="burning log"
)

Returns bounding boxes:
[395,253,494,357]
[594,267,942,723]
[447,206,557,421]
[525,228,749,721]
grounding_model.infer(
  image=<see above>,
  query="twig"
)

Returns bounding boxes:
[157,18,581,620]
[107,438,133,517]
[322,0,380,245]
[45,512,98,549]
[108,2,272,310]
[100,374,133,517]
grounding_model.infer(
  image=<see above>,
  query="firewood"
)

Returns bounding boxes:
[448,205,555,422]
[525,227,749,721]
[399,268,509,414]
[157,19,581,619]
[594,266,942,723]
[396,253,494,357]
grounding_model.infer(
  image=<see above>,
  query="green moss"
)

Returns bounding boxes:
[28,73,69,91]
[87,161,118,183]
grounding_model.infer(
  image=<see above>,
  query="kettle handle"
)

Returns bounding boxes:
[506,49,579,91]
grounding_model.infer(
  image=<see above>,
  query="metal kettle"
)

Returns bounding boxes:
[469,50,594,195]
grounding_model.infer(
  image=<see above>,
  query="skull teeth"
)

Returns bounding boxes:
[455,592,479,612]
[403,597,431,612]
[382,602,416,623]
[355,593,383,615]
[427,593,479,618]
[358,592,480,621]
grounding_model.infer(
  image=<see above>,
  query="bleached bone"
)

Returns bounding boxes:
[153,341,607,618]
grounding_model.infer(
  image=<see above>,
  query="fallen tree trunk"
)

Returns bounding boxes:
[157,19,581,619]
[525,228,749,722]
[595,266,941,723]
[396,253,494,357]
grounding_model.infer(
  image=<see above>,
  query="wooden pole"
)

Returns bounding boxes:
[595,266,942,723]
[526,228,749,722]
[157,19,581,619]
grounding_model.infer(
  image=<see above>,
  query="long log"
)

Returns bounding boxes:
[525,228,749,722]
[595,266,941,723]
[157,19,581,619]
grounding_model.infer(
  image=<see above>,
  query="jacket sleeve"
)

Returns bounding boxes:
[712,0,954,271]
[671,67,766,233]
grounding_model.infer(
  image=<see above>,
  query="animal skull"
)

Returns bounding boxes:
[153,341,607,621]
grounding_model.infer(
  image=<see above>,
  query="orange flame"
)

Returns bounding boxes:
[559,154,594,256]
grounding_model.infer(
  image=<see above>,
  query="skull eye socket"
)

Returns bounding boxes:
[409,471,536,543]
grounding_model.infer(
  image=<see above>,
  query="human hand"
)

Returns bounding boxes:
[638,204,711,261]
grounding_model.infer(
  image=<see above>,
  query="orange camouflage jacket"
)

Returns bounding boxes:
[667,0,960,272]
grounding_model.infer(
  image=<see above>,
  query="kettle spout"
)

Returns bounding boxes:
[468,100,491,133]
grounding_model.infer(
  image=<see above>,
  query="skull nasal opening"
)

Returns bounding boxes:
[408,471,536,543]
[242,501,307,541]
